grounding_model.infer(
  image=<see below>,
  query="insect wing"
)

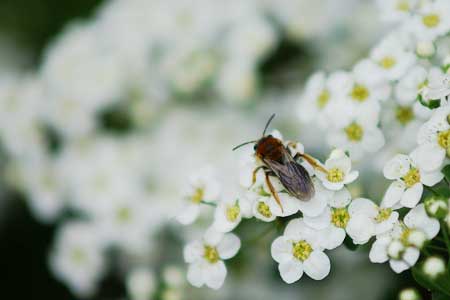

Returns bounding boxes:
[264,155,314,201]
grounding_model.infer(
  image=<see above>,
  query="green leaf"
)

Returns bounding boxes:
[442,165,450,182]
[343,236,359,251]
[433,291,448,300]
[412,265,450,297]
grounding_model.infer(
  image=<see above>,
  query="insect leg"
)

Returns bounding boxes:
[265,172,284,213]
[300,153,328,174]
[252,165,268,186]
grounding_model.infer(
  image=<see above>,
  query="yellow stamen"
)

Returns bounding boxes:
[257,202,272,218]
[327,168,345,183]
[379,56,396,69]
[331,208,350,228]
[204,246,219,263]
[395,106,414,125]
[191,187,204,203]
[351,84,370,102]
[292,240,313,261]
[422,14,440,28]
[226,204,240,222]
[402,168,421,188]
[345,122,364,141]
[375,208,392,223]
[317,90,330,108]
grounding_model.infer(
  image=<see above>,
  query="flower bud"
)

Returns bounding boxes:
[422,256,446,279]
[424,196,448,219]
[127,268,156,300]
[399,288,421,300]
[416,41,435,59]
[388,240,405,259]
[407,230,427,249]
[163,265,184,288]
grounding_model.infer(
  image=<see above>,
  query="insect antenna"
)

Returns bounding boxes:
[232,140,257,151]
[262,113,276,137]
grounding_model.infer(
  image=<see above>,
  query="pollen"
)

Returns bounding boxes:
[345,122,364,141]
[204,246,219,263]
[395,106,414,125]
[375,208,392,223]
[191,187,204,203]
[116,207,132,223]
[316,89,330,108]
[226,204,240,222]
[331,208,350,228]
[379,56,396,69]
[71,248,87,264]
[292,240,312,261]
[327,168,345,183]
[422,14,440,28]
[396,0,410,12]
[402,168,421,188]
[350,84,370,102]
[437,130,450,150]
[400,228,411,246]
[257,202,272,218]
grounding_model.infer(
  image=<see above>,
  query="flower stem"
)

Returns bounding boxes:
[440,221,450,253]
[200,201,217,207]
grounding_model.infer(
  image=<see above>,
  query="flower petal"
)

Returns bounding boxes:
[217,233,241,260]
[187,262,205,287]
[278,258,304,284]
[381,181,405,208]
[303,251,331,280]
[184,241,203,263]
[369,237,390,263]
[271,236,293,263]
[176,203,200,225]
[204,261,227,290]
[400,183,423,208]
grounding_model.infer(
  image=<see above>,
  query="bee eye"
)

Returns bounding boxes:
[253,144,257,150]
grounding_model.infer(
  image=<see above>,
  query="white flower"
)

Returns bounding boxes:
[369,204,439,273]
[369,33,416,81]
[382,152,443,208]
[410,0,450,41]
[399,288,421,300]
[316,149,359,190]
[49,222,106,297]
[176,167,220,225]
[421,68,450,101]
[395,65,429,105]
[377,0,419,23]
[127,268,156,300]
[298,71,346,129]
[303,188,354,246]
[415,105,450,172]
[184,228,240,289]
[271,219,331,283]
[422,256,446,279]
[212,196,251,232]
[346,198,399,244]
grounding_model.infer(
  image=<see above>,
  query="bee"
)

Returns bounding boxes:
[233,114,328,211]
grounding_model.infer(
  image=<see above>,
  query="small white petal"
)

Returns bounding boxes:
[347,214,374,244]
[217,234,241,260]
[303,207,331,230]
[369,237,390,263]
[317,226,345,250]
[389,259,410,273]
[204,261,227,290]
[381,181,405,208]
[187,262,205,287]
[404,204,440,239]
[278,258,304,284]
[383,154,410,180]
[176,203,200,225]
[271,236,293,263]
[303,251,331,280]
[400,183,423,208]
[329,187,352,208]
[420,170,444,187]
[204,228,224,246]
[403,247,420,267]
[415,143,445,172]
[348,198,377,218]
[183,241,203,263]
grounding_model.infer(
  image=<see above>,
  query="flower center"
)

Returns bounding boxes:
[437,130,450,150]
[257,202,272,218]
[292,240,312,261]
[396,0,410,12]
[400,228,412,246]
[331,208,350,228]
[402,168,421,188]
[422,14,440,28]
[226,204,240,222]
[375,208,392,223]
[204,246,219,263]
[345,122,364,141]
[116,207,132,223]
[327,168,345,183]
[379,56,396,69]
[316,90,330,109]
[350,84,370,102]
[417,79,428,91]
[191,187,204,203]
[71,248,87,264]
[395,106,414,125]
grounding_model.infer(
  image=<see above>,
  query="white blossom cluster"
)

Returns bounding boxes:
[180,0,450,292]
